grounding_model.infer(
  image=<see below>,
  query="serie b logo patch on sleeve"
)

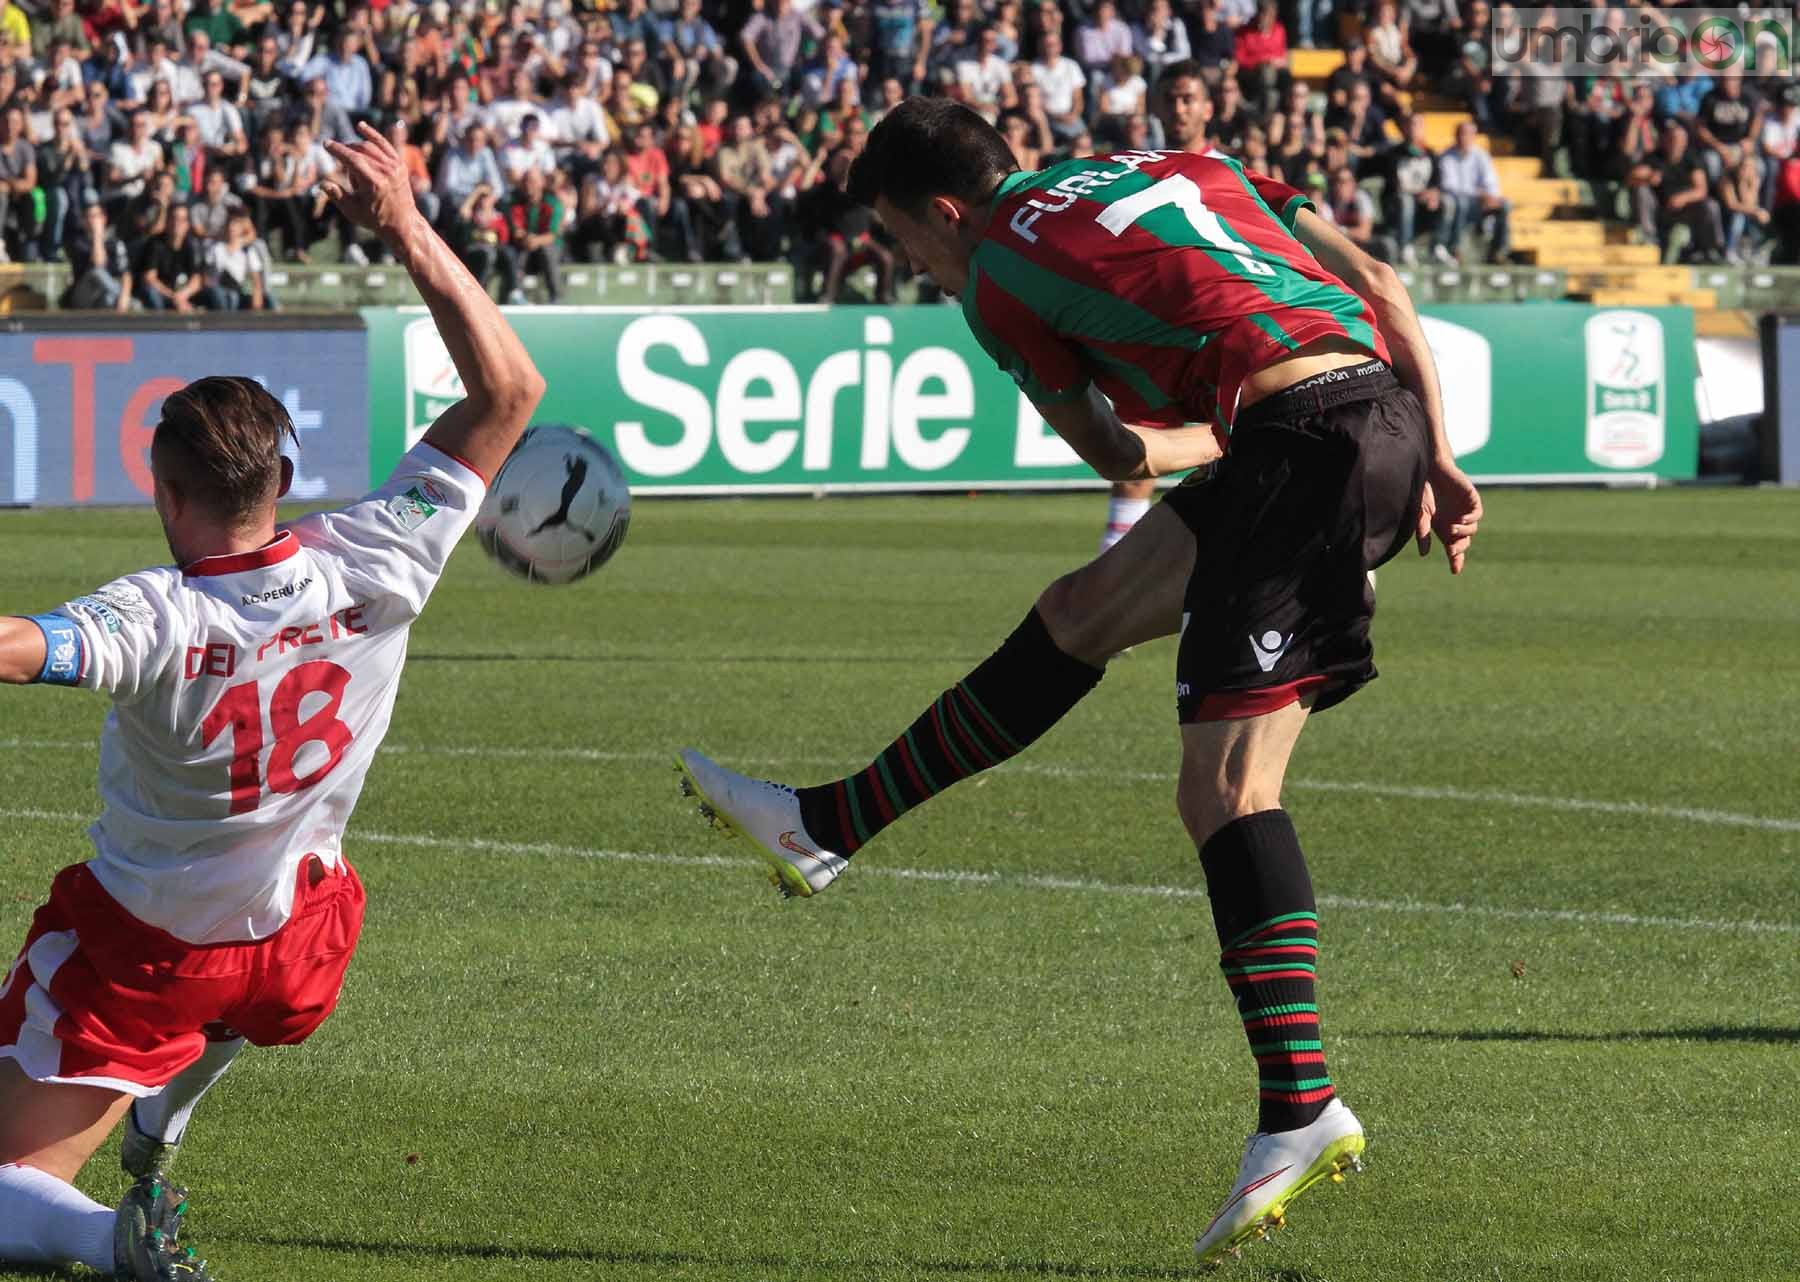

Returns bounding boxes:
[386,484,440,533]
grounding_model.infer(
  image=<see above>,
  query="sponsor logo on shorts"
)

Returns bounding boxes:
[1249,630,1292,673]
[387,484,440,533]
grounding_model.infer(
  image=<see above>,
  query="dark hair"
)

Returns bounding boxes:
[152,377,297,524]
[847,96,1017,213]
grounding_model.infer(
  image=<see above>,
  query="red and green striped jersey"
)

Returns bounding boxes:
[963,150,1390,430]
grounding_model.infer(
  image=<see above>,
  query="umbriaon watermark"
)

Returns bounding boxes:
[1490,8,1791,76]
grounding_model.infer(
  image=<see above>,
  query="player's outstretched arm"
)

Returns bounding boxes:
[322,123,545,482]
[1038,387,1225,481]
[1291,208,1482,574]
[0,616,47,685]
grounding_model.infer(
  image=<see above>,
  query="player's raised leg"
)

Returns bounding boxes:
[1178,705,1365,1267]
[122,1033,245,1180]
[678,500,1197,896]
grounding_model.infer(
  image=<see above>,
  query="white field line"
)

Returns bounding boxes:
[2,804,1797,938]
[6,737,1799,836]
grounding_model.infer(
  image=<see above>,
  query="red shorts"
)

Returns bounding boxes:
[0,856,365,1097]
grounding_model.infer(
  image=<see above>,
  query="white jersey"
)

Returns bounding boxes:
[50,442,485,945]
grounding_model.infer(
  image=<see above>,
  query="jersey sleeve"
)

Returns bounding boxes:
[1243,169,1314,231]
[53,570,186,703]
[288,440,487,620]
[965,266,1091,406]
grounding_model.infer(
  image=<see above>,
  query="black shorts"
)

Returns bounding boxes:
[1161,361,1430,724]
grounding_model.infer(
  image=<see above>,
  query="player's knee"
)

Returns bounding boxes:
[1176,773,1277,848]
[1035,570,1110,666]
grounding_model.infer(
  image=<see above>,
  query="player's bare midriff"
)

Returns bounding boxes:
[1238,335,1382,410]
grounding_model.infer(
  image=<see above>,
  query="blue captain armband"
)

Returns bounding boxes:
[27,614,85,686]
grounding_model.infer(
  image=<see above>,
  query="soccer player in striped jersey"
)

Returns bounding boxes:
[0,126,543,1280]
[678,98,1481,1266]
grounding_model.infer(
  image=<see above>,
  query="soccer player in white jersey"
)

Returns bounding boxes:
[0,123,543,1281]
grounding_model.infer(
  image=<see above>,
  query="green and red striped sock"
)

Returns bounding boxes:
[1199,811,1335,1134]
[796,609,1102,855]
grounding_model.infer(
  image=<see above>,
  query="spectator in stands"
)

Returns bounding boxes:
[189,163,243,242]
[78,81,125,156]
[242,121,306,258]
[1000,110,1042,169]
[955,25,1015,124]
[204,208,272,308]
[1095,53,1146,141]
[1187,0,1234,76]
[295,71,354,145]
[1324,165,1387,258]
[1135,0,1190,84]
[800,31,859,111]
[714,110,781,259]
[738,0,818,104]
[86,36,140,109]
[1436,117,1510,262]
[1075,1,1133,103]
[61,198,133,309]
[1565,78,1623,183]
[32,0,87,58]
[1232,0,1287,114]
[504,164,564,302]
[176,31,246,106]
[0,103,35,262]
[501,111,557,186]
[662,0,733,104]
[1030,28,1084,143]
[139,79,185,141]
[620,39,666,114]
[137,199,209,309]
[1404,0,1461,74]
[43,39,87,112]
[0,0,28,55]
[1383,113,1441,264]
[1363,0,1416,94]
[1445,1,1497,131]
[242,31,292,135]
[1630,121,1723,263]
[624,119,689,259]
[1326,78,1388,173]
[667,118,734,258]
[273,1,319,74]
[546,72,610,168]
[302,26,370,116]
[1292,0,1331,53]
[1719,152,1771,263]
[792,145,894,303]
[1326,41,1372,112]
[1210,72,1256,151]
[1612,82,1659,182]
[1694,72,1762,185]
[436,122,503,227]
[191,68,248,168]
[453,181,512,290]
[36,106,92,261]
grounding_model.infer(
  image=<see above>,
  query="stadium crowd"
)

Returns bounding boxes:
[2,0,1795,310]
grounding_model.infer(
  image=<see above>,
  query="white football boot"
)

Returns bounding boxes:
[676,749,849,898]
[1194,1097,1365,1267]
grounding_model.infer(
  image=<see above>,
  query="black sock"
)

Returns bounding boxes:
[1198,810,1335,1134]
[796,608,1102,855]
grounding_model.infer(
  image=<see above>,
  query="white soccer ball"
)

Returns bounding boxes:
[475,424,631,585]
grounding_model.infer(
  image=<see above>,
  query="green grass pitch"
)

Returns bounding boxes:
[0,485,1796,1282]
